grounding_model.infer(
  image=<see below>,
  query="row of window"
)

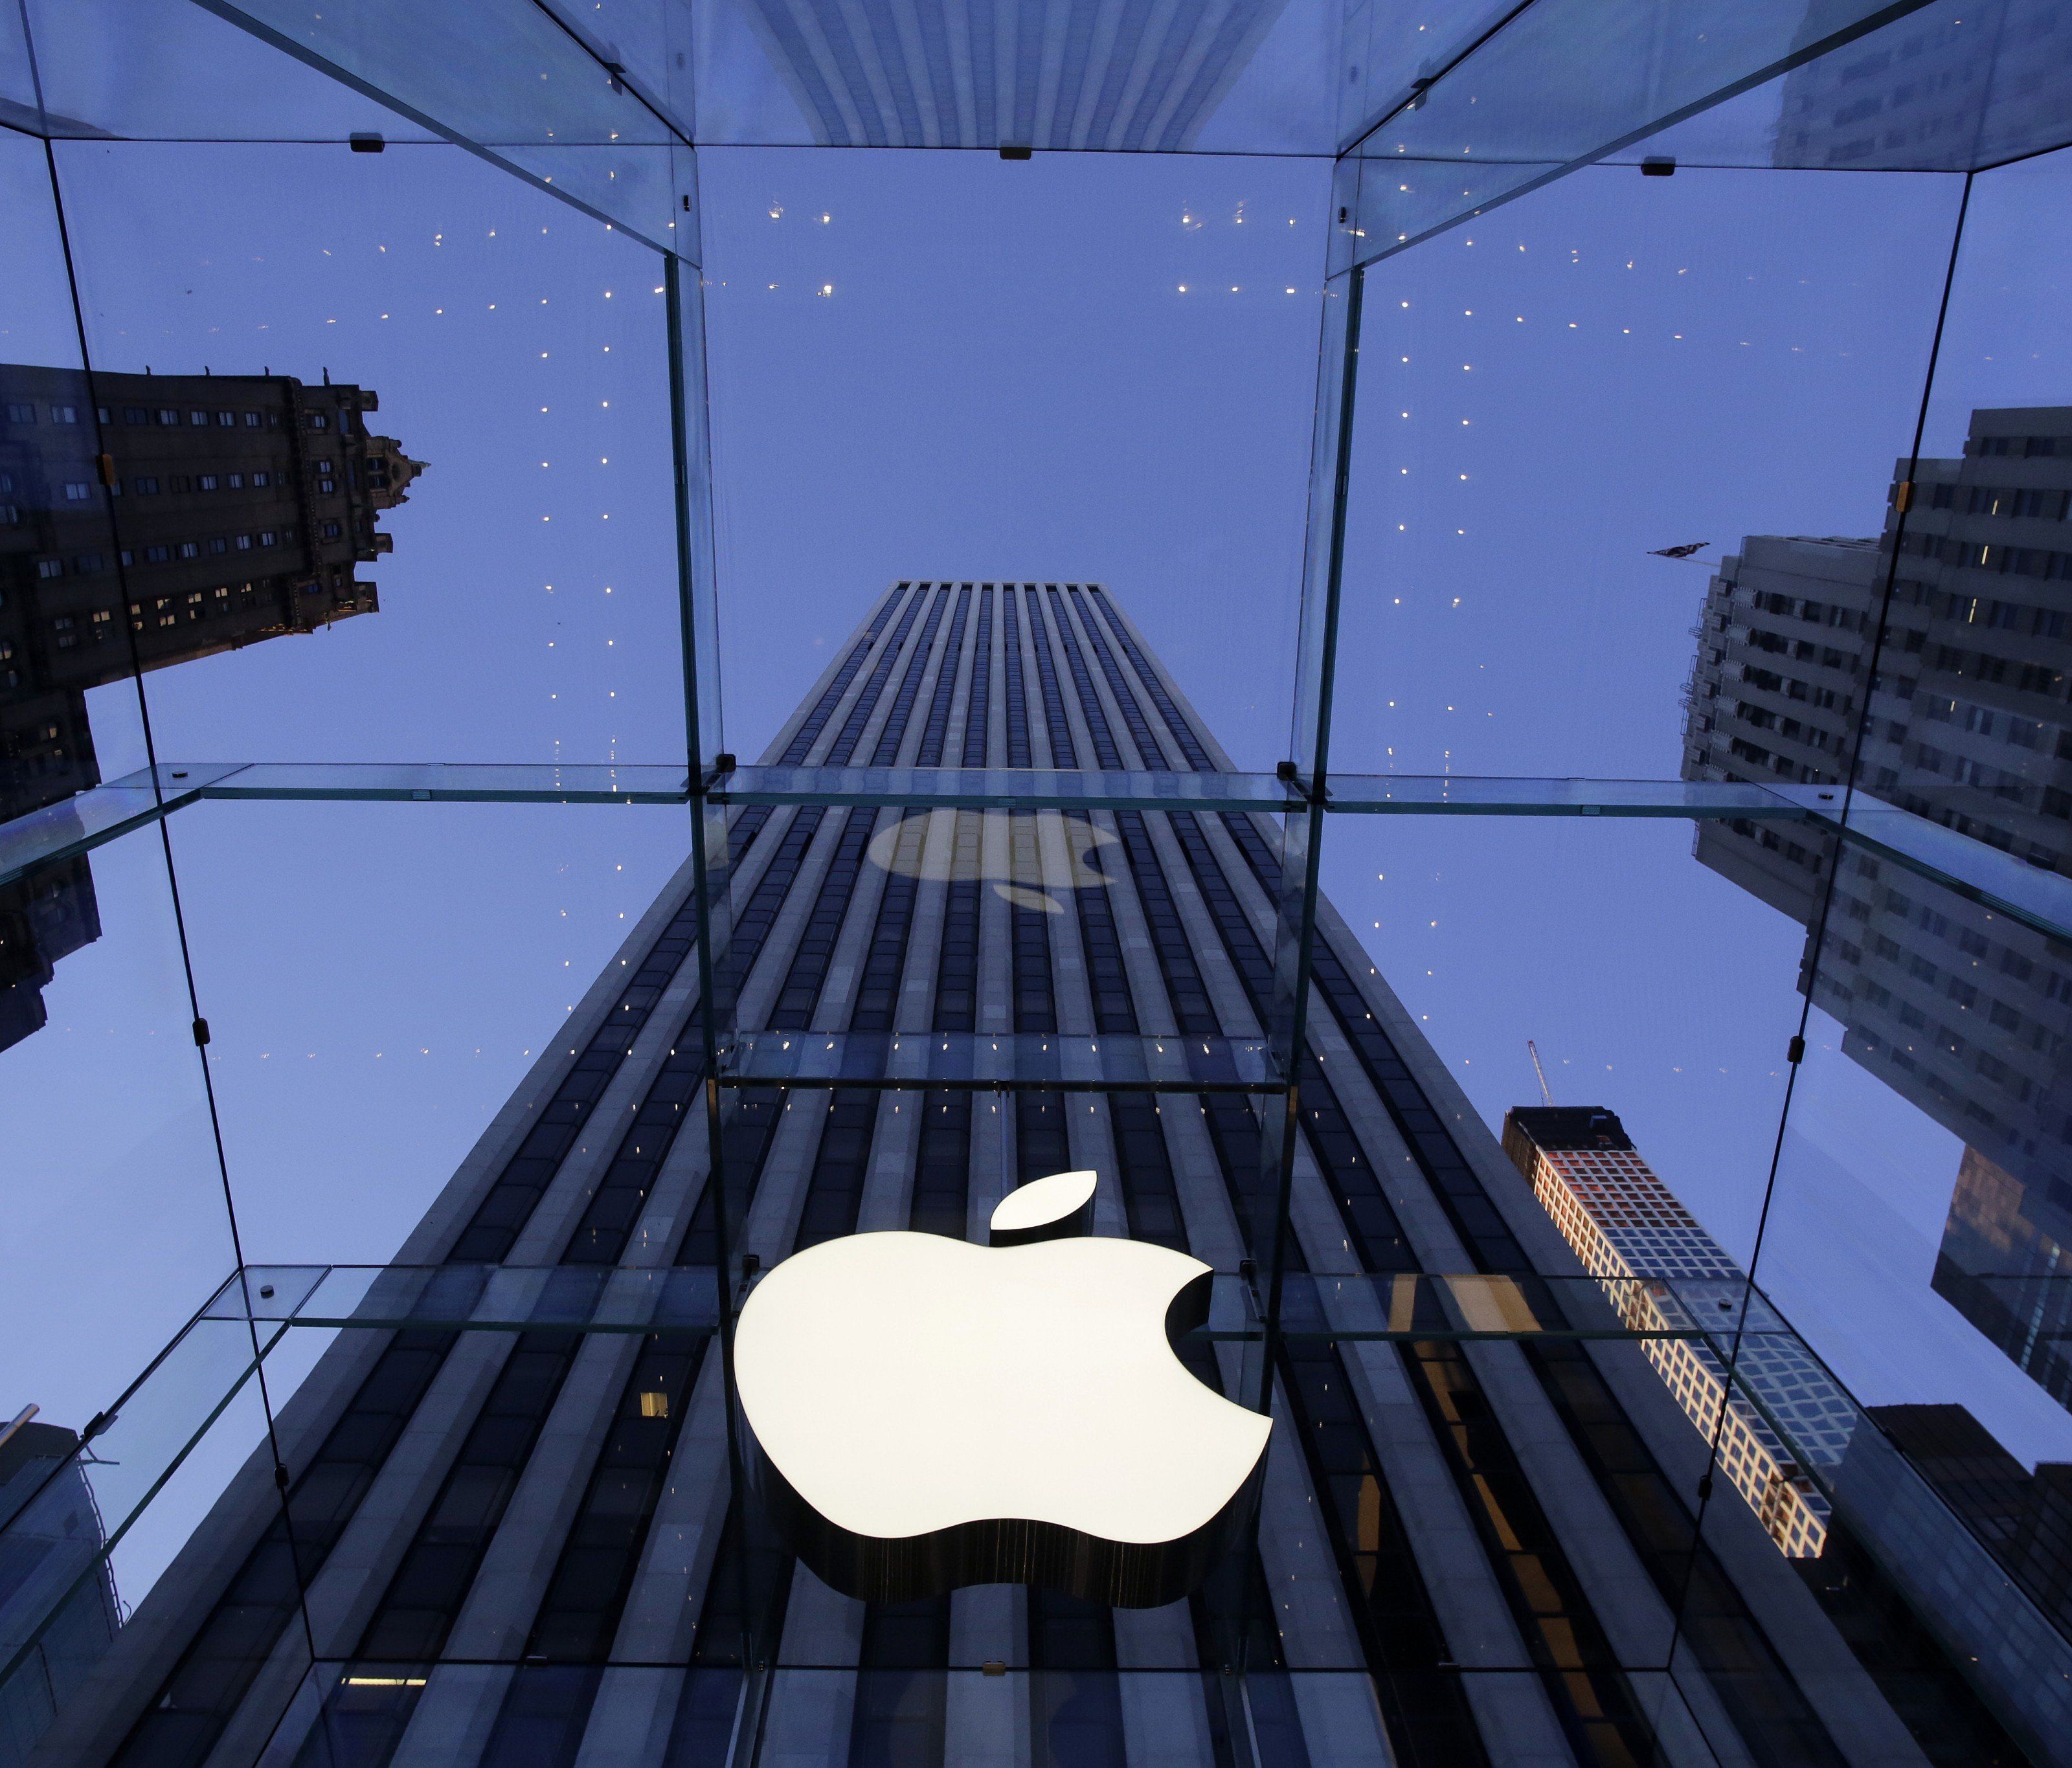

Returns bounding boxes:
[1928,482,2072,520]
[1915,695,2062,752]
[31,528,295,577]
[1,399,341,432]
[1747,588,1871,631]
[1971,433,2072,459]
[1908,530,2072,581]
[121,469,282,495]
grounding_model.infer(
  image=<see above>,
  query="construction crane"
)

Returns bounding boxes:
[1527,1040,1555,1106]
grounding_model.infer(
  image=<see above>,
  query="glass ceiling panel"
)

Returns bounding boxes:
[1338,0,2031,267]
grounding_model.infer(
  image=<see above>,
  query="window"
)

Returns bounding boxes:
[89,609,111,636]
[177,541,200,559]
[5,402,35,422]
[198,474,218,491]
[122,405,147,424]
[314,460,335,474]
[132,475,159,495]
[317,478,336,495]
[216,410,235,427]
[0,506,17,526]
[62,482,92,501]
[258,529,278,546]
[156,407,179,425]
[188,409,208,425]
[74,552,104,572]
[227,473,243,489]
[308,412,330,430]
[243,411,262,427]
[207,537,227,555]
[234,533,253,551]
[36,558,62,579]
[251,470,271,487]
[95,405,109,423]
[144,544,170,563]
[321,519,342,539]
[49,403,77,423]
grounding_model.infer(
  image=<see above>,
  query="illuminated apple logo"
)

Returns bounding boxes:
[734,1170,1271,1607]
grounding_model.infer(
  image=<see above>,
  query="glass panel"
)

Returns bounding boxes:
[46,133,684,769]
[685,0,1346,156]
[1340,0,1981,265]
[699,153,1325,778]
[163,800,697,1273]
[1331,159,1966,787]
[21,0,690,250]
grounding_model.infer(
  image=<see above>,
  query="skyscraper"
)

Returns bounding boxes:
[1680,405,2072,1415]
[38,583,2021,1768]
[1500,1106,1856,1560]
[0,364,422,1049]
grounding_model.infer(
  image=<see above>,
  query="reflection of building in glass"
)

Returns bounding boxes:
[0,1411,119,1760]
[1936,1148,2072,1410]
[1860,1402,2072,1632]
[0,365,420,1046]
[41,583,2003,1768]
[740,0,1292,149]
[1682,405,2072,1412]
[1777,1,2072,170]
[1502,1106,1854,1557]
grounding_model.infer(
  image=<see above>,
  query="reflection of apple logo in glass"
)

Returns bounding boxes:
[734,1170,1271,1607]
[866,810,1120,916]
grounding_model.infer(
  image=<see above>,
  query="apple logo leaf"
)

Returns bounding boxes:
[734,1169,1272,1609]
[988,1169,1096,1247]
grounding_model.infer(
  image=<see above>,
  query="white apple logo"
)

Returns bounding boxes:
[734,1169,1271,1607]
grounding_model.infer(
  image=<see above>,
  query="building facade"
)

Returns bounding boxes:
[1680,405,2072,1416]
[1,1415,120,1762]
[1500,1107,1856,1560]
[0,363,421,1049]
[34,583,2023,1768]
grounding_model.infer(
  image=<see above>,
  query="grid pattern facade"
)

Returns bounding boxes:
[40,583,2001,1768]
[1513,1132,1840,1560]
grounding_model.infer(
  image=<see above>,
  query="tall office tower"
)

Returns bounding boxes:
[1500,1106,1855,1559]
[43,584,2016,1768]
[1680,405,2072,1412]
[1,364,423,818]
